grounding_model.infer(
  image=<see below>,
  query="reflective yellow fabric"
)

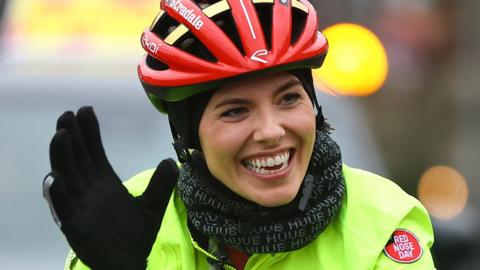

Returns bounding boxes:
[66,165,435,270]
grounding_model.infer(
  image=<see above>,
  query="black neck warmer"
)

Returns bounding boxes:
[176,129,346,254]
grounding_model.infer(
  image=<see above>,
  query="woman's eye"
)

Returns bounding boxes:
[280,93,301,105]
[220,107,248,119]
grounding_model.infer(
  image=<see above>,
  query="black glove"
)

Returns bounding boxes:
[42,106,178,270]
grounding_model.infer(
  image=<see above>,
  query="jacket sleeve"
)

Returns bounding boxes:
[374,203,436,270]
[64,250,90,270]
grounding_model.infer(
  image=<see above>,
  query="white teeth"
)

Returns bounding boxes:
[244,150,291,174]
[245,161,289,175]
[274,155,282,165]
[261,159,267,167]
[267,157,275,167]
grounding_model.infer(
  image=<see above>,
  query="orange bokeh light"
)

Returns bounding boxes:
[313,23,388,96]
[417,166,468,220]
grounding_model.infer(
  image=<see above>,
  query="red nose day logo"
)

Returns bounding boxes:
[384,229,423,263]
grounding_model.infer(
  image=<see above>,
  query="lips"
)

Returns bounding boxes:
[242,150,292,175]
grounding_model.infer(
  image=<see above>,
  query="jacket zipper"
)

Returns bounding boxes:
[191,240,237,270]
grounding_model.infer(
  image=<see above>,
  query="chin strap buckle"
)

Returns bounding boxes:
[173,139,192,163]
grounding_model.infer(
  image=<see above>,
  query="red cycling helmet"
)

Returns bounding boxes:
[138,0,328,112]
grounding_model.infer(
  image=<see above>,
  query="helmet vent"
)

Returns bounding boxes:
[196,0,223,9]
[210,10,245,56]
[146,55,169,71]
[151,13,180,39]
[254,3,273,50]
[291,5,308,45]
[174,32,218,62]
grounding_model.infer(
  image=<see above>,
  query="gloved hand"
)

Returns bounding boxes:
[42,106,178,270]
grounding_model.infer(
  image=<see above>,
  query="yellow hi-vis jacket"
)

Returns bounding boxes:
[65,164,436,269]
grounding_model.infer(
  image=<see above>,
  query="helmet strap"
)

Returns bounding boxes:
[310,89,332,133]
[169,121,193,163]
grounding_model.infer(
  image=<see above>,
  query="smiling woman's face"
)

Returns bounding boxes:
[198,72,316,207]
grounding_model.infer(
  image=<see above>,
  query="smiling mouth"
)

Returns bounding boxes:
[242,149,294,175]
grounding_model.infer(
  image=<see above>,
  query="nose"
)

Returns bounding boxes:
[252,109,286,146]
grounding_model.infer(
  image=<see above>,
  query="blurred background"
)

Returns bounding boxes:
[0,0,478,268]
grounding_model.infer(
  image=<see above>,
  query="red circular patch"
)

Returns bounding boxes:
[384,229,423,263]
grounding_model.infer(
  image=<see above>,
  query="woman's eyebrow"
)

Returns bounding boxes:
[214,98,251,109]
[275,79,303,95]
[214,79,302,109]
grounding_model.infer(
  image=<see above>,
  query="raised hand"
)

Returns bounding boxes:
[43,107,178,270]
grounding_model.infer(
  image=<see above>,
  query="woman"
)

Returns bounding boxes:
[43,0,436,269]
